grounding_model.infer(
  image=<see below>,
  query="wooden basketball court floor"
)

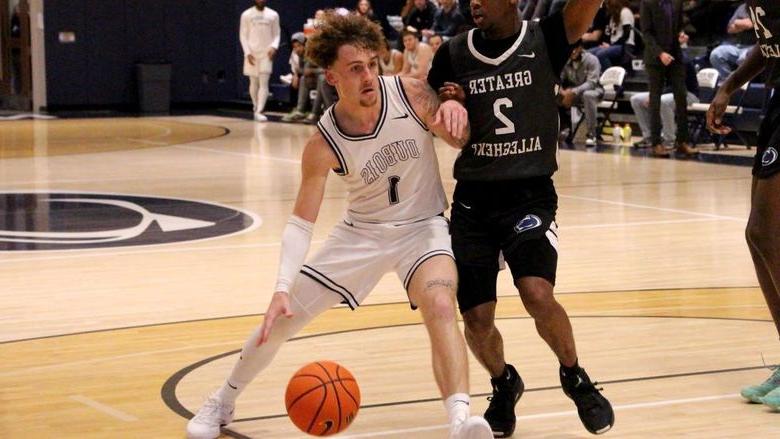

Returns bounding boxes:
[1,116,778,438]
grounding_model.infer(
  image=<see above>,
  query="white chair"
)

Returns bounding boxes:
[687,68,719,146]
[596,66,627,137]
[688,69,743,115]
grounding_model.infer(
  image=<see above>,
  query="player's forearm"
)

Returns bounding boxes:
[721,46,767,95]
[562,0,602,44]
[728,18,753,34]
[274,216,313,293]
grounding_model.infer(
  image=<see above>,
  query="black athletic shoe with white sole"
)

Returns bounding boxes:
[560,366,614,435]
[484,364,524,438]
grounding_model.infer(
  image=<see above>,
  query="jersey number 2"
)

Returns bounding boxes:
[750,6,774,39]
[388,176,401,205]
[493,98,516,135]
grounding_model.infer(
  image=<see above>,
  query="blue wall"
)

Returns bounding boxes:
[44,0,404,109]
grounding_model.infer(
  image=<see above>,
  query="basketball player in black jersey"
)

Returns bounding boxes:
[708,0,780,410]
[428,0,613,437]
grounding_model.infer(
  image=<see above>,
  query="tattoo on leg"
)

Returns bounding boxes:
[425,279,456,292]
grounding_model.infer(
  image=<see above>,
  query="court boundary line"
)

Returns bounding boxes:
[0,288,763,345]
[335,393,743,438]
[158,315,776,439]
[2,118,230,159]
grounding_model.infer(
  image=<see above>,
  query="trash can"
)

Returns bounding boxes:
[136,63,171,114]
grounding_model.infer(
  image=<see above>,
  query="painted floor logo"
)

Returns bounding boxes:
[0,192,260,251]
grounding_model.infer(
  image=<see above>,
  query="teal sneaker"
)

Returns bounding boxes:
[761,386,780,410]
[741,368,780,403]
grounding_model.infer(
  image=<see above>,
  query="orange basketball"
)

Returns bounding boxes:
[285,360,361,436]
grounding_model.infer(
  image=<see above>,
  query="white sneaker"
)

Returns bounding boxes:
[254,113,268,122]
[186,396,235,439]
[450,416,493,439]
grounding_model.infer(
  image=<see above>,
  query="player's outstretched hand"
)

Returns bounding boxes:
[257,292,294,346]
[433,100,468,142]
[706,90,733,135]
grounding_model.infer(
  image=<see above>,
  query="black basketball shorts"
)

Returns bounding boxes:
[450,177,559,313]
[753,92,780,179]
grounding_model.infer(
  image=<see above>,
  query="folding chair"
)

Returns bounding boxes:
[595,66,627,140]
[687,68,719,147]
[714,80,751,150]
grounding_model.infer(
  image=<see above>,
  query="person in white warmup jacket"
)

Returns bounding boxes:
[240,0,280,122]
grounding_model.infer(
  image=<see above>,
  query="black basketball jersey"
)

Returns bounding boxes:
[747,0,780,88]
[447,20,561,182]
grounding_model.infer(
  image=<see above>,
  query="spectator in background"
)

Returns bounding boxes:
[631,55,700,148]
[428,34,444,53]
[354,0,376,21]
[282,33,318,123]
[288,32,306,90]
[379,38,404,75]
[424,0,464,40]
[401,0,415,19]
[581,4,608,49]
[589,0,635,71]
[240,0,280,122]
[709,2,755,79]
[404,0,438,35]
[400,26,433,80]
[558,41,604,146]
[641,0,699,157]
[10,3,20,37]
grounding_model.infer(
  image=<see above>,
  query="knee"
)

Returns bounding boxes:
[630,94,643,110]
[710,47,725,64]
[746,220,771,252]
[746,215,780,256]
[463,310,494,338]
[426,291,457,322]
[519,286,557,318]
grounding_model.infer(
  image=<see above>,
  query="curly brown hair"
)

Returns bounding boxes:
[305,11,384,69]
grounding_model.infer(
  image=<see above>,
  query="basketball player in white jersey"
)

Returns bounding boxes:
[187,12,492,439]
[240,0,280,122]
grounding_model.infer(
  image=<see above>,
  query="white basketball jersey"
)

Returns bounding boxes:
[317,76,448,225]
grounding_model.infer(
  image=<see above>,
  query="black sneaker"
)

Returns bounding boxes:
[484,364,524,438]
[560,366,614,435]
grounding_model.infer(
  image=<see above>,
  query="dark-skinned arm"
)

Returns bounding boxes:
[562,0,603,44]
[707,46,768,134]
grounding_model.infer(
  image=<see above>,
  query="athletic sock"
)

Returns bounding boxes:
[445,393,471,425]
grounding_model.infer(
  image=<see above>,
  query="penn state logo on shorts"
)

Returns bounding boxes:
[514,214,543,234]
[762,147,779,167]
[0,192,260,251]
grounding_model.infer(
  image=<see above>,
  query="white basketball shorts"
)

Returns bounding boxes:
[298,215,453,310]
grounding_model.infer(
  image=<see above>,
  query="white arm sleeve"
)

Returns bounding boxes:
[270,12,281,50]
[274,215,314,293]
[239,12,250,56]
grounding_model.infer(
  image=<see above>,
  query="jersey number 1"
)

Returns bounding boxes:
[388,176,401,205]
[494,98,516,135]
